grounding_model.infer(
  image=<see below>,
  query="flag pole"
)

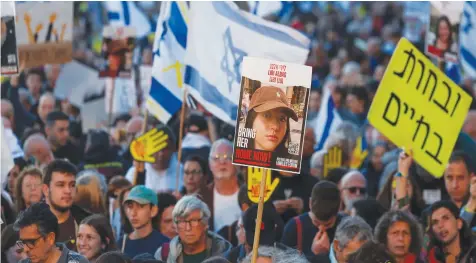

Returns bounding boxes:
[132,109,148,185]
[108,78,115,134]
[176,89,188,192]
[251,168,268,263]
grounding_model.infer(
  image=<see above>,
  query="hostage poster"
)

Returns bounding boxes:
[1,1,19,75]
[425,1,464,63]
[232,57,312,174]
[99,26,135,78]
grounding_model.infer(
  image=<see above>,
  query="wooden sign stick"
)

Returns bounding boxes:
[176,89,188,192]
[251,168,268,263]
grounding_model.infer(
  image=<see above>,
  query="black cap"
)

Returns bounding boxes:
[186,112,208,133]
[243,203,283,246]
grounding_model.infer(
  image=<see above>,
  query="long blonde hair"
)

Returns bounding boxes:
[74,172,107,214]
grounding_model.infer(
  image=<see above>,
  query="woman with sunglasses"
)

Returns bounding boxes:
[77,214,117,263]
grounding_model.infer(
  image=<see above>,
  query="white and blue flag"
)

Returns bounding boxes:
[184,1,310,125]
[313,84,343,150]
[105,1,154,38]
[146,1,188,123]
[460,1,476,78]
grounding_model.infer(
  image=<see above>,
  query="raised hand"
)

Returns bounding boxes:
[323,146,342,177]
[130,128,169,163]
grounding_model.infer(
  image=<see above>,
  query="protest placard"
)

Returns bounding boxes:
[139,65,152,108]
[425,1,464,63]
[105,78,137,115]
[368,38,473,178]
[232,57,312,174]
[99,26,135,78]
[15,2,73,68]
[403,2,430,44]
[1,1,19,75]
[323,146,343,178]
[130,128,169,163]
[247,167,279,203]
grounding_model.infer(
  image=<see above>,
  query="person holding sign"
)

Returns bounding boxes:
[244,86,298,157]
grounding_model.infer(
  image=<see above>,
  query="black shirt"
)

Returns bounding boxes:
[53,141,82,165]
[268,172,318,223]
[281,212,347,258]
[57,214,76,252]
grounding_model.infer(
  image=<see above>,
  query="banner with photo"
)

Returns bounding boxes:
[232,57,312,174]
[15,2,73,68]
[425,1,464,63]
[1,1,19,75]
[99,26,135,78]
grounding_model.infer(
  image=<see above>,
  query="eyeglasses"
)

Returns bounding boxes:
[184,169,203,176]
[176,218,203,230]
[16,236,43,249]
[344,187,366,195]
[210,154,232,162]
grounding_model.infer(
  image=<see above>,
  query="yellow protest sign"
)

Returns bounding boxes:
[130,128,169,163]
[323,146,343,178]
[247,167,279,203]
[368,38,472,178]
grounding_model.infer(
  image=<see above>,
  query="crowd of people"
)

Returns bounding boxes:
[2,1,476,263]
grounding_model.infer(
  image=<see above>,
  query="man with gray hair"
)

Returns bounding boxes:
[310,216,373,263]
[241,245,308,263]
[199,139,241,232]
[155,195,232,262]
[24,134,54,169]
[340,171,367,214]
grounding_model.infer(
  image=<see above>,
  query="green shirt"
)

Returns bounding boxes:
[183,249,208,263]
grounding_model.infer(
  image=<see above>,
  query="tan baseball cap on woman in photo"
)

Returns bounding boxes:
[248,86,298,121]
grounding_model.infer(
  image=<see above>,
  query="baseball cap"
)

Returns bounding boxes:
[123,185,158,206]
[243,203,284,246]
[249,86,298,122]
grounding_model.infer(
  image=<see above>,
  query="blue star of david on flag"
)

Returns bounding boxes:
[463,9,473,34]
[221,27,247,93]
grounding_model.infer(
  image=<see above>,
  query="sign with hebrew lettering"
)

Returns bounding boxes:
[15,2,73,68]
[1,1,19,75]
[232,57,312,174]
[425,1,464,63]
[368,38,472,178]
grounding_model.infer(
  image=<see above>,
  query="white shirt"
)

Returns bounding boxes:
[125,153,183,193]
[213,188,241,231]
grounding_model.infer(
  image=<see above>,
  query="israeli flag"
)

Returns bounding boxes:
[184,1,310,125]
[105,1,153,38]
[248,1,283,17]
[460,1,476,78]
[313,83,343,151]
[146,1,188,123]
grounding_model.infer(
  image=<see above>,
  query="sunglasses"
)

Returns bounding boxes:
[344,187,366,195]
[210,154,232,162]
